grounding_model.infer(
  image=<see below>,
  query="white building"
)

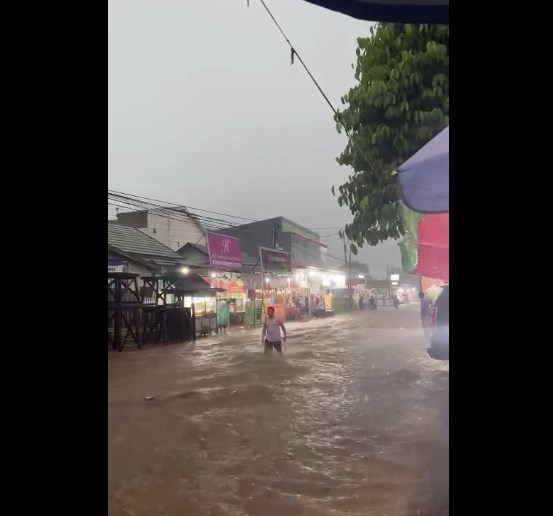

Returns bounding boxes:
[109,208,205,251]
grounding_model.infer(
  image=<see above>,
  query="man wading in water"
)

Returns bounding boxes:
[262,307,286,354]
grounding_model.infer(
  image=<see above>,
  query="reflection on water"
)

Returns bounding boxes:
[109,309,448,516]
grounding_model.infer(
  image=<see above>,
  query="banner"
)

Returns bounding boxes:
[204,277,246,294]
[397,202,422,273]
[259,247,292,273]
[206,232,242,270]
[108,259,128,273]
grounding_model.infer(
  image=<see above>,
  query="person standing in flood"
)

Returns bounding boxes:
[217,299,230,334]
[261,307,286,354]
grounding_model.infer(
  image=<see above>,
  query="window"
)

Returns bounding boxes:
[152,228,157,234]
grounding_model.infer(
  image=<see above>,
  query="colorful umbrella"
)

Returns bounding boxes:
[301,0,448,24]
[415,213,449,281]
[397,126,449,214]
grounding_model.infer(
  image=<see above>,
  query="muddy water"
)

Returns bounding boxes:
[109,307,448,516]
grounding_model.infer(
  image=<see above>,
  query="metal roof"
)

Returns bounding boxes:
[108,223,182,261]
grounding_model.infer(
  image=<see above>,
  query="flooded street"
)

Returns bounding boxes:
[108,305,448,516]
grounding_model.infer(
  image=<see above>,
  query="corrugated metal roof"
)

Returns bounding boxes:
[108,223,181,260]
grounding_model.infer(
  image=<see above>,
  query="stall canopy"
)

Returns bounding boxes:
[397,126,449,214]
[414,213,449,281]
[161,272,214,294]
[301,0,448,24]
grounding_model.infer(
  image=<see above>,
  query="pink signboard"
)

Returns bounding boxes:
[206,232,243,270]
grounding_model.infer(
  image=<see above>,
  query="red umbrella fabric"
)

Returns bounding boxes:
[415,213,449,281]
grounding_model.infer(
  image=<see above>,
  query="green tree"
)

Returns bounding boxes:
[333,23,449,252]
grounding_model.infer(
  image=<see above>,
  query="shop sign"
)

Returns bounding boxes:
[259,247,291,273]
[204,276,246,294]
[227,279,245,294]
[207,232,243,270]
[108,259,128,273]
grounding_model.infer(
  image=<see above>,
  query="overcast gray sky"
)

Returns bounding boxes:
[108,0,400,278]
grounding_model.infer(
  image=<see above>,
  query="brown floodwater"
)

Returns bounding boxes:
[108,305,448,516]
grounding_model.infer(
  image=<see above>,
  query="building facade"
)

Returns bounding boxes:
[109,208,205,251]
[220,217,341,270]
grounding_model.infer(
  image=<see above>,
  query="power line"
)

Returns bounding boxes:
[109,190,255,224]
[109,197,345,263]
[307,226,343,230]
[108,194,257,236]
[107,200,232,236]
[108,194,243,231]
[108,189,339,234]
[254,0,374,171]
[108,200,229,230]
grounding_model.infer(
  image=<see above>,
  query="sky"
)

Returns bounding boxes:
[108,0,400,279]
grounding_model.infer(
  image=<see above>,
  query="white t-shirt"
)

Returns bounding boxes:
[265,317,282,342]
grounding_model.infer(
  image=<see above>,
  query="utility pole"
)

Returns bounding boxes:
[342,227,352,299]
[348,246,353,299]
[342,227,348,266]
[272,222,281,250]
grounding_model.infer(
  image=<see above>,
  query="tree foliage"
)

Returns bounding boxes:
[333,23,449,251]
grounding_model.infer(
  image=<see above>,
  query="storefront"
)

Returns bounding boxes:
[302,267,347,315]
[262,275,291,321]
[243,274,264,326]
[188,292,218,333]
[261,267,347,320]
[203,275,248,325]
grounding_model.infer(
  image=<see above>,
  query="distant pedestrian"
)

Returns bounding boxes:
[217,299,230,334]
[262,307,286,354]
[369,295,376,310]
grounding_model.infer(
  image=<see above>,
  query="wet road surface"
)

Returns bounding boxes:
[108,305,448,516]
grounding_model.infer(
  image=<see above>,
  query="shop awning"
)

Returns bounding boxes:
[161,272,213,294]
[414,213,449,281]
[197,287,227,297]
[397,126,449,214]
[301,0,448,24]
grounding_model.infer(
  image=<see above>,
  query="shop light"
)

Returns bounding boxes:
[358,274,365,279]
[210,272,216,278]
[265,278,270,283]
[180,267,189,274]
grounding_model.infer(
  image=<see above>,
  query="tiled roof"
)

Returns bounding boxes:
[108,223,181,261]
